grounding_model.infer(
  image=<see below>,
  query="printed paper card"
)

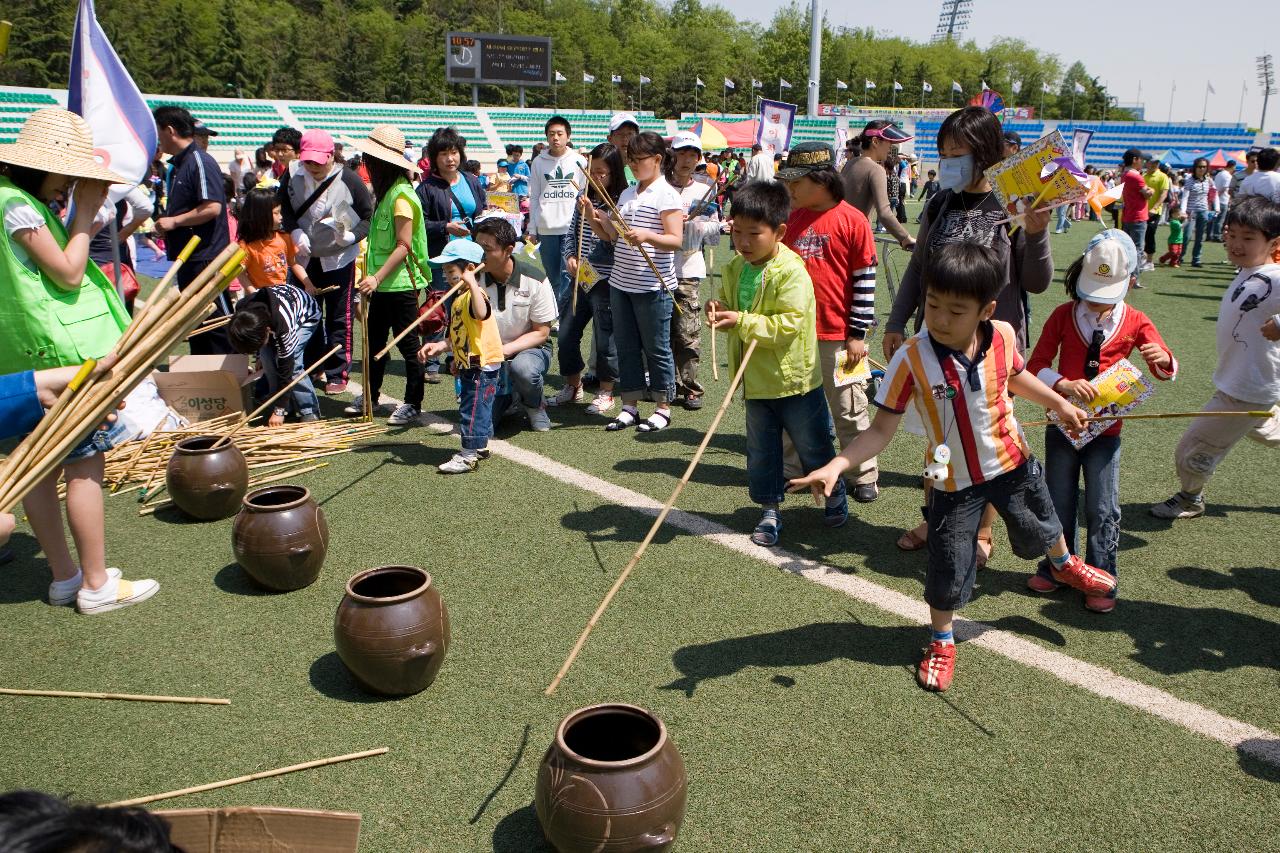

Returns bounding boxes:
[833,350,872,388]
[576,259,600,292]
[984,130,1089,218]
[1048,357,1155,449]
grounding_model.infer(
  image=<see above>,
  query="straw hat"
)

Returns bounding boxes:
[346,125,419,177]
[0,108,129,184]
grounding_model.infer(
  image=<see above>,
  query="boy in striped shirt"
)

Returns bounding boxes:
[790,243,1116,692]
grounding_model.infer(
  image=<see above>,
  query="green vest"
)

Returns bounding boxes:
[367,178,428,293]
[0,178,129,372]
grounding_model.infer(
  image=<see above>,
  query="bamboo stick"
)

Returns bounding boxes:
[545,339,759,695]
[0,688,228,705]
[211,345,342,450]
[707,302,719,382]
[114,236,202,352]
[572,155,593,319]
[103,747,389,808]
[372,275,473,362]
[313,284,341,297]
[1022,409,1275,428]
[111,428,159,493]
[186,316,232,339]
[582,168,666,283]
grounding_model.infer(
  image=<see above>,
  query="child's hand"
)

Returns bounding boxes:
[1056,378,1098,403]
[268,411,286,427]
[1261,317,1280,342]
[418,341,447,361]
[357,275,378,296]
[566,257,579,278]
[788,464,842,505]
[623,227,653,247]
[844,338,867,368]
[1053,402,1090,436]
[302,279,317,296]
[1138,342,1171,370]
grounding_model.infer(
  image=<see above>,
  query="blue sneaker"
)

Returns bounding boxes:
[823,494,849,528]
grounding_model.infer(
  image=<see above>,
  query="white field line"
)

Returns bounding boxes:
[344,381,1280,768]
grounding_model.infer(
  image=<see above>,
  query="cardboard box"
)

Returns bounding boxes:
[153,355,257,423]
[154,806,362,852]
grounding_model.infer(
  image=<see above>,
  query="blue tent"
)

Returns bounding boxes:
[1156,148,1208,168]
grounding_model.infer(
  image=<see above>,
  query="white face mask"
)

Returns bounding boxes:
[937,154,975,191]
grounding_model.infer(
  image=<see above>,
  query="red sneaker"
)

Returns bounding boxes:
[916,641,956,692]
[1026,573,1060,594]
[1051,555,1117,596]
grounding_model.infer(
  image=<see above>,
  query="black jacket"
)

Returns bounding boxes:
[415,172,488,261]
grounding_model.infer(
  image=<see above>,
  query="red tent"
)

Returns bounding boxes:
[686,117,760,150]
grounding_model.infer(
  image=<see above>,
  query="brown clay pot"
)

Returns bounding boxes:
[333,566,449,696]
[165,436,249,520]
[231,485,328,591]
[535,704,687,852]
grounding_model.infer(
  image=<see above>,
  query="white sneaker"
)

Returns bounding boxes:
[387,403,421,426]
[1150,492,1205,519]
[76,568,159,614]
[423,420,457,435]
[438,452,479,474]
[343,394,388,416]
[1140,261,1155,272]
[585,392,617,416]
[546,383,584,407]
[526,404,552,432]
[48,569,83,606]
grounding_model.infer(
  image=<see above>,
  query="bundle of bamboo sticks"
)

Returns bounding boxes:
[0,241,245,515]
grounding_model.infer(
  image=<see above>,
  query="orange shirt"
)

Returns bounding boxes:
[239,232,296,289]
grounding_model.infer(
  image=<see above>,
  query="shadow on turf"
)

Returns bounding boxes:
[1237,738,1280,783]
[1167,566,1280,608]
[0,533,47,604]
[491,804,552,852]
[213,562,279,597]
[308,652,407,703]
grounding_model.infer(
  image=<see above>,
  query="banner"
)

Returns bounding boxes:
[817,103,954,118]
[1071,128,1093,168]
[1003,106,1037,119]
[756,98,796,156]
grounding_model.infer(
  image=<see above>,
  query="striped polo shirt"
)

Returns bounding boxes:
[874,320,1030,492]
[609,177,681,293]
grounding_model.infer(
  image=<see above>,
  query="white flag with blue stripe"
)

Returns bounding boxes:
[68,0,156,200]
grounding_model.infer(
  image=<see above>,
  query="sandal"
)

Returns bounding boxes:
[636,410,672,433]
[976,533,995,569]
[751,509,781,547]
[896,524,928,551]
[605,408,639,431]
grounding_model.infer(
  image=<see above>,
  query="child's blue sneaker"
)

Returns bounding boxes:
[823,494,849,528]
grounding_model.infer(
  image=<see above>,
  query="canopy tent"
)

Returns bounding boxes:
[686,117,760,151]
[1156,148,1243,169]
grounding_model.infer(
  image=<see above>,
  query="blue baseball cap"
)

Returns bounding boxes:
[496,159,510,168]
[429,239,485,266]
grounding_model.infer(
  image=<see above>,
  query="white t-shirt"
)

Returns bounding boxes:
[671,177,721,281]
[1215,263,1280,403]
[1212,169,1233,208]
[1237,171,1280,204]
[481,255,558,344]
[3,198,47,270]
[610,177,681,293]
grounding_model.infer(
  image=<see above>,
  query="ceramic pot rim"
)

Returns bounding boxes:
[175,435,236,455]
[344,565,432,604]
[555,703,667,770]
[243,484,312,512]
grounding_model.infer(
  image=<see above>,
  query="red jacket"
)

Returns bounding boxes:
[1028,301,1177,436]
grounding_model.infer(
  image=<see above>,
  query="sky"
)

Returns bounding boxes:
[728,0,1275,130]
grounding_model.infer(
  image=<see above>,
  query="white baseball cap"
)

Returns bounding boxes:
[670,130,702,152]
[1076,229,1139,304]
[608,112,640,133]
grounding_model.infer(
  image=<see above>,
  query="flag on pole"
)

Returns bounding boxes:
[779,78,792,89]
[1207,81,1216,94]
[724,78,735,90]
[1073,82,1086,94]
[1011,80,1022,94]
[583,72,595,83]
[696,77,705,88]
[951,81,963,93]
[865,80,876,90]
[640,75,651,84]
[611,73,622,84]
[751,79,762,89]
[1043,82,1053,94]
[922,81,933,93]
[67,0,157,198]
[555,70,567,82]
[893,80,903,91]
[835,80,848,90]
[981,80,989,91]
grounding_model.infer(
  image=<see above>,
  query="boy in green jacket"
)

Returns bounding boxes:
[707,180,848,546]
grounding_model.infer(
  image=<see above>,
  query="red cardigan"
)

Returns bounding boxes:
[1028,301,1177,436]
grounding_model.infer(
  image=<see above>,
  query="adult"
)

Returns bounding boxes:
[244,145,271,195]
[1141,157,1170,270]
[416,126,487,383]
[152,105,232,354]
[227,148,253,196]
[841,120,915,250]
[529,115,588,316]
[279,129,375,394]
[192,120,217,152]
[1002,130,1021,159]
[1229,150,1258,204]
[472,217,556,431]
[607,113,641,183]
[1178,158,1216,267]
[1208,160,1236,240]
[883,105,1053,558]
[89,184,153,311]
[1118,149,1152,284]
[744,143,774,183]
[1237,147,1280,204]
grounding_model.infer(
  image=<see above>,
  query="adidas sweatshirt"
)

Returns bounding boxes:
[529,148,587,236]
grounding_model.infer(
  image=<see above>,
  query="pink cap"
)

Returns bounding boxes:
[299,129,335,164]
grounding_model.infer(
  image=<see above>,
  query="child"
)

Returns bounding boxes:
[490,160,512,194]
[417,240,504,474]
[228,283,322,425]
[237,187,313,294]
[530,116,588,316]
[915,169,940,223]
[1152,197,1280,519]
[706,180,850,546]
[1159,211,1185,266]
[790,242,1116,692]
[1026,231,1177,612]
[465,160,488,190]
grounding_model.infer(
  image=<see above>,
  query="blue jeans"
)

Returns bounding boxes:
[259,322,320,419]
[610,287,675,404]
[457,367,500,452]
[1189,209,1213,264]
[538,234,571,318]
[1036,428,1122,591]
[745,386,847,506]
[557,281,618,382]
[1122,221,1146,276]
[1207,208,1225,241]
[1054,204,1072,232]
[492,345,551,422]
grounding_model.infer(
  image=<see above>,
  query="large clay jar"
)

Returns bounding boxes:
[232,485,328,591]
[334,566,449,696]
[535,704,687,852]
[165,435,249,520]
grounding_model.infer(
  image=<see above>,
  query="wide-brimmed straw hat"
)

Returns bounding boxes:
[345,125,419,177]
[0,108,130,184]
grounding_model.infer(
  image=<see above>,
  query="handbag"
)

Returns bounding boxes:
[406,247,449,337]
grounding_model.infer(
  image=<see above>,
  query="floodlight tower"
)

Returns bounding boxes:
[932,0,973,43]
[1258,54,1275,131]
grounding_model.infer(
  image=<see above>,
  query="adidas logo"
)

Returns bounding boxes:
[544,165,576,188]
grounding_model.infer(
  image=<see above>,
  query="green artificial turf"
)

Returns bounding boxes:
[1,202,1276,851]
